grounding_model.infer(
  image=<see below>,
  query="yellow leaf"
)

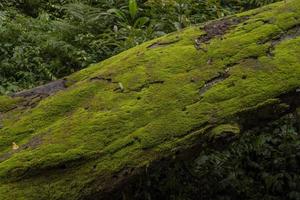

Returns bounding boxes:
[12,142,19,150]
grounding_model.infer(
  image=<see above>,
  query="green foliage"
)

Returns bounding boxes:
[129,0,138,19]
[191,115,300,200]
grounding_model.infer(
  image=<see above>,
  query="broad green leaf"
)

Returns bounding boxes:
[129,0,138,19]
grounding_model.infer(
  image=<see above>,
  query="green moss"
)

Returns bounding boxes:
[209,124,240,141]
[1,1,300,199]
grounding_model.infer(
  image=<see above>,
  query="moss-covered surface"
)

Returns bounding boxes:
[1,1,300,199]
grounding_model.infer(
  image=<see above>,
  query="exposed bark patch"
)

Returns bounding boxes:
[11,79,66,99]
[22,135,43,150]
[4,79,67,111]
[195,17,247,49]
[19,93,49,108]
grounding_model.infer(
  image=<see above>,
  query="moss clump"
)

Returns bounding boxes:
[210,124,240,141]
[0,1,300,199]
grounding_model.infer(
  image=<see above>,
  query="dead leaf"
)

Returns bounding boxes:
[12,142,19,150]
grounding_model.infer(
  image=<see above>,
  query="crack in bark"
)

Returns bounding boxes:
[147,38,181,49]
[199,69,230,96]
[130,80,165,92]
[90,76,115,83]
[91,76,165,93]
[265,25,300,57]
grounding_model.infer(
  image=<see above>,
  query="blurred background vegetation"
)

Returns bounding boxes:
[0,0,279,94]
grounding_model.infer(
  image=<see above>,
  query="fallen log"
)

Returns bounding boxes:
[0,0,300,199]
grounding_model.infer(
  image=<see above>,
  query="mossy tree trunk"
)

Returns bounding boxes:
[0,1,300,199]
